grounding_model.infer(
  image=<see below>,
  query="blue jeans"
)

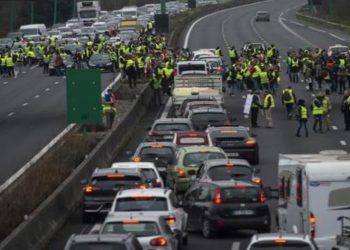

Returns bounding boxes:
[297,120,308,136]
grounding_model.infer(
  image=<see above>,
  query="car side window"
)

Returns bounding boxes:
[184,187,198,203]
[196,164,204,178]
[197,185,210,201]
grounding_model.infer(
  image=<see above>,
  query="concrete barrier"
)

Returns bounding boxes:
[0,83,153,250]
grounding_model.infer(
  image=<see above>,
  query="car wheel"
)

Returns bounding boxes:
[177,234,183,250]
[202,218,215,238]
[182,234,188,246]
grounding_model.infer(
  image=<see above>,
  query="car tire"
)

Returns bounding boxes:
[182,234,188,246]
[202,218,215,238]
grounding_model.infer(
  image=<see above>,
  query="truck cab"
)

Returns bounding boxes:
[77,1,101,26]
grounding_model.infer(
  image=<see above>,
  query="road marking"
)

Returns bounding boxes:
[34,94,40,99]
[183,0,273,48]
[290,21,305,27]
[309,26,326,33]
[329,33,346,41]
[3,81,8,85]
[280,17,287,22]
[22,71,27,74]
[161,98,172,119]
[14,71,18,79]
[332,125,338,130]
[340,140,347,146]
[45,88,51,92]
[54,81,59,85]
[22,103,29,107]
[8,112,15,117]
[30,65,38,70]
[221,14,233,48]
[250,16,268,44]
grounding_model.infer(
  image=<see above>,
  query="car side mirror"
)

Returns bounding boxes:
[80,179,88,185]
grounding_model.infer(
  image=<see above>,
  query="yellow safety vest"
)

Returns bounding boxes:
[252,65,261,78]
[299,105,308,119]
[152,78,162,90]
[282,89,294,104]
[259,71,269,84]
[228,49,236,58]
[312,99,324,115]
[163,68,173,78]
[137,57,144,68]
[5,56,14,67]
[102,104,116,114]
[264,94,275,109]
[126,59,135,68]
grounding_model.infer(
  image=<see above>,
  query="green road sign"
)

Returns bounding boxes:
[66,69,102,124]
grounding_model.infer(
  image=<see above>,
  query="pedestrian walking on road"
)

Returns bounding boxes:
[102,103,116,130]
[311,94,324,133]
[250,89,262,128]
[281,86,296,120]
[341,89,350,131]
[296,99,309,137]
[263,90,275,128]
[322,89,332,131]
[151,74,163,107]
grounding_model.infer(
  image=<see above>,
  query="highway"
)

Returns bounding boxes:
[47,0,350,249]
[0,66,117,186]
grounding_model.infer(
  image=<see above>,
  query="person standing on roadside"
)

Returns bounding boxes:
[296,99,309,137]
[311,94,324,133]
[250,89,262,128]
[281,86,297,120]
[341,89,350,131]
[263,90,275,128]
[322,89,332,131]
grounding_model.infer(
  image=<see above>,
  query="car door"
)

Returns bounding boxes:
[192,184,211,225]
[183,185,199,230]
[169,192,188,233]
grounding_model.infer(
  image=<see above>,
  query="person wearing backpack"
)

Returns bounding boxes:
[311,94,324,133]
[282,86,296,120]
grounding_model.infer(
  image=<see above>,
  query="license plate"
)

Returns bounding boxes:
[158,167,166,172]
[233,210,254,215]
[163,135,173,139]
[227,152,239,157]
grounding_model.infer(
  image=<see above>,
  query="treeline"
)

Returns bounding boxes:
[0,0,162,37]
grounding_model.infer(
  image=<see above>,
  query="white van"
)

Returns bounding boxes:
[277,150,350,250]
[19,24,47,40]
[120,6,138,19]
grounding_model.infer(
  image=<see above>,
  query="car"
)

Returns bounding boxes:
[191,48,215,60]
[48,54,75,76]
[183,180,270,238]
[6,32,23,41]
[182,100,221,118]
[167,146,227,194]
[0,38,14,51]
[255,11,270,22]
[207,126,259,164]
[58,26,73,37]
[245,233,319,250]
[80,26,96,38]
[111,162,164,188]
[146,118,194,142]
[47,30,62,40]
[81,168,150,222]
[242,42,266,53]
[188,107,233,131]
[64,233,143,250]
[194,158,261,185]
[130,142,177,182]
[177,96,219,117]
[197,55,225,75]
[108,188,188,246]
[327,44,349,57]
[88,53,115,72]
[97,214,180,250]
[173,131,211,148]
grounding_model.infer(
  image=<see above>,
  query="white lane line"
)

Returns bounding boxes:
[250,16,268,44]
[290,21,305,27]
[45,88,51,92]
[54,81,59,85]
[34,94,40,99]
[340,140,347,146]
[280,17,287,22]
[183,0,273,48]
[14,71,18,79]
[329,33,346,41]
[3,81,8,85]
[332,125,338,130]
[30,65,38,70]
[22,71,27,74]
[161,98,172,119]
[309,26,326,33]
[8,112,15,117]
[231,242,240,250]
[221,14,233,48]
[22,103,29,107]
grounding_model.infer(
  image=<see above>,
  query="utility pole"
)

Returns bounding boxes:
[30,1,35,24]
[53,0,58,24]
[73,0,77,18]
[10,1,14,32]
[160,0,166,14]
[328,0,333,17]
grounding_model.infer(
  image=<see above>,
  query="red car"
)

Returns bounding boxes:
[173,131,211,148]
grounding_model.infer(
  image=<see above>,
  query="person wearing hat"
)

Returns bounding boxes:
[296,99,309,137]
[263,90,275,128]
[250,89,262,128]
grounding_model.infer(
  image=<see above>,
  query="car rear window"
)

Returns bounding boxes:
[91,175,143,188]
[140,147,174,157]
[154,123,190,132]
[191,113,227,130]
[178,137,207,145]
[115,197,168,211]
[102,222,160,237]
[250,240,313,249]
[71,243,127,250]
[178,64,206,74]
[183,152,226,168]
[221,187,259,203]
[207,165,252,181]
[140,169,158,181]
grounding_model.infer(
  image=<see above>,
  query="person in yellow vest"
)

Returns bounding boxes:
[281,86,297,120]
[228,46,238,64]
[162,64,174,96]
[259,67,270,91]
[102,102,116,130]
[125,56,137,88]
[311,95,324,133]
[0,54,7,77]
[322,90,332,131]
[42,52,51,74]
[214,46,222,57]
[263,90,275,128]
[136,55,145,78]
[5,52,15,77]
[151,74,163,107]
[296,99,309,137]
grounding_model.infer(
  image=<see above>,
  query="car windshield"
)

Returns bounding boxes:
[80,10,97,18]
[250,241,313,250]
[191,113,227,130]
[81,27,95,33]
[115,197,168,211]
[178,64,206,74]
[102,222,160,237]
[48,31,60,35]
[221,187,259,203]
[154,123,190,132]
[90,54,111,63]
[21,29,39,36]
[71,242,127,250]
[207,165,252,180]
[183,152,225,168]
[0,38,12,45]
[91,175,142,189]
[332,47,348,54]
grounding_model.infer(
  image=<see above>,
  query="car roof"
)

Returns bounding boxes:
[200,179,257,188]
[92,168,141,177]
[178,146,224,154]
[207,126,250,137]
[256,10,269,14]
[153,118,192,124]
[204,158,250,167]
[251,233,312,242]
[117,188,170,198]
[69,233,133,243]
[111,162,157,169]
[190,107,226,114]
[137,142,177,148]
[175,131,208,137]
[104,214,162,223]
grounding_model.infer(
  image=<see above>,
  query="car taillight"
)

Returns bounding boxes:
[150,237,168,247]
[165,216,176,225]
[213,188,222,204]
[252,177,262,185]
[176,169,186,177]
[152,181,162,187]
[149,131,160,136]
[84,185,100,193]
[259,190,266,203]
[245,138,256,145]
[309,212,316,239]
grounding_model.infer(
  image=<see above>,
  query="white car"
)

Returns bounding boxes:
[191,48,215,60]
[327,44,349,57]
[97,214,179,250]
[111,162,164,188]
[109,188,188,245]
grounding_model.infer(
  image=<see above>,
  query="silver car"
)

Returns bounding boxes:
[255,11,270,22]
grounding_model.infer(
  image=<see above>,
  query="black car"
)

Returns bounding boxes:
[188,108,233,131]
[183,180,270,238]
[81,168,149,222]
[88,53,114,72]
[207,126,259,164]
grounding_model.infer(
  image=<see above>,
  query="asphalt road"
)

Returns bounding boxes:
[0,67,117,186]
[48,0,350,249]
